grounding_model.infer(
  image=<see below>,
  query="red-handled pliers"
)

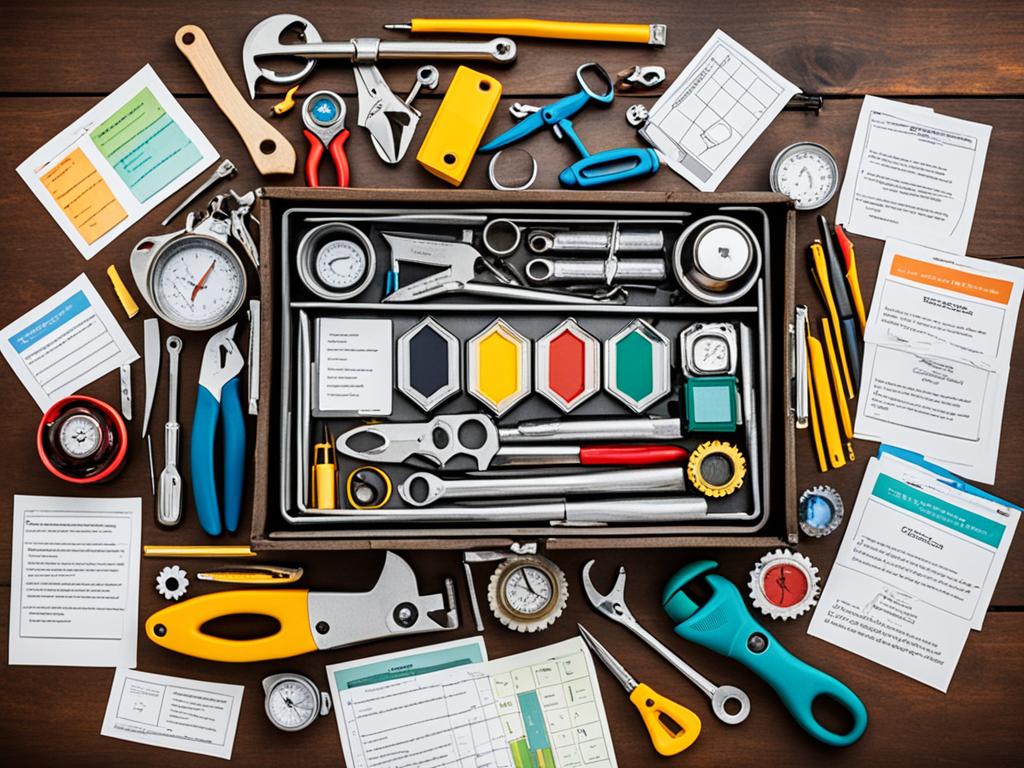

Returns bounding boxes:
[301,90,350,187]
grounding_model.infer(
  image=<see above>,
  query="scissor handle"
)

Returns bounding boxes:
[576,62,614,104]
[629,682,701,756]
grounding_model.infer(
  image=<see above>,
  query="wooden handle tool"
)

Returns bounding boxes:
[175,25,295,176]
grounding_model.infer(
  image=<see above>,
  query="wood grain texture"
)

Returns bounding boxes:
[0,0,1021,765]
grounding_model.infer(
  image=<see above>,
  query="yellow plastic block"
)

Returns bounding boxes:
[417,66,502,186]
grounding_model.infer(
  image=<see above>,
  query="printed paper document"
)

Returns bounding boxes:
[314,317,392,416]
[854,241,1023,483]
[836,96,990,255]
[17,65,217,259]
[101,669,243,760]
[8,495,141,667]
[0,273,138,410]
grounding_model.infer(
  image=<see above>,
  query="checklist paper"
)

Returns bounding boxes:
[0,274,138,410]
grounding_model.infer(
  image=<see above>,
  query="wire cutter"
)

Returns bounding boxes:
[578,624,701,756]
[191,324,246,536]
[480,62,659,188]
[302,90,350,187]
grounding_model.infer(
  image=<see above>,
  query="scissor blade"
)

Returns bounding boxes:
[578,624,636,694]
[480,110,546,152]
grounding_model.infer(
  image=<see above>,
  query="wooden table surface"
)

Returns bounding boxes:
[2,1,1021,764]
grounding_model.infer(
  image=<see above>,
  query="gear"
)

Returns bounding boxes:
[156,565,189,601]
[487,555,568,633]
[748,549,819,620]
[799,485,844,537]
[687,440,746,497]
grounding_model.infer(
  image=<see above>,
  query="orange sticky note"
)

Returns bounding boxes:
[41,148,126,245]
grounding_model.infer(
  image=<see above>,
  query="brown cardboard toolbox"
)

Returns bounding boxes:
[249,188,798,551]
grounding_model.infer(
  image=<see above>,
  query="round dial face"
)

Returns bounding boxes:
[761,563,810,608]
[59,414,101,458]
[502,565,554,617]
[315,239,368,290]
[151,238,245,330]
[268,679,318,730]
[771,143,839,210]
[695,226,751,280]
[693,335,730,372]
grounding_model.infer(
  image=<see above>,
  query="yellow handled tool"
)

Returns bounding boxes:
[146,552,458,662]
[579,624,700,756]
[385,17,667,46]
[805,331,828,472]
[809,241,854,399]
[822,317,856,461]
[196,564,303,584]
[807,331,846,469]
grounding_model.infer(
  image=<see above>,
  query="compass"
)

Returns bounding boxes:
[769,142,839,210]
[262,673,331,732]
[487,554,568,633]
[297,222,376,300]
[748,549,820,621]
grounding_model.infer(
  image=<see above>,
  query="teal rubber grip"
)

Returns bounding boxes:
[191,385,223,536]
[663,562,867,747]
[220,377,245,533]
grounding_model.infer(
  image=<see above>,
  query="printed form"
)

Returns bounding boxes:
[8,495,141,667]
[314,317,392,417]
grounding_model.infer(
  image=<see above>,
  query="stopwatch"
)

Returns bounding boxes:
[38,395,127,483]
[59,411,102,459]
[262,673,331,732]
[680,322,738,376]
[130,214,247,331]
[748,549,820,621]
[487,554,568,633]
[769,142,839,210]
[296,222,376,300]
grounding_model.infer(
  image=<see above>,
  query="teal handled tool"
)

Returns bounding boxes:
[480,62,659,188]
[662,561,867,747]
[192,324,246,536]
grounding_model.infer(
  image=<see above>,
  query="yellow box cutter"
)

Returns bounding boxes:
[146,552,457,662]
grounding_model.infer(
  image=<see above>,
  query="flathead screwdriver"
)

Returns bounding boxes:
[161,158,236,226]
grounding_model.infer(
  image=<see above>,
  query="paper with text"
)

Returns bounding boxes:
[314,317,393,416]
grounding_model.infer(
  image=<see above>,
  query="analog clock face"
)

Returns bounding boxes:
[268,680,317,729]
[771,143,839,209]
[315,239,368,290]
[59,414,102,458]
[503,565,555,616]
[762,563,810,608]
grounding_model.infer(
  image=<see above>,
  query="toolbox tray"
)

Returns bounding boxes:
[252,189,798,551]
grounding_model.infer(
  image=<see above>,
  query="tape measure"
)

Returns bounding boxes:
[687,440,746,497]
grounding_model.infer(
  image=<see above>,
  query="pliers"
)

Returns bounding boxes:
[302,90,350,187]
[191,324,246,536]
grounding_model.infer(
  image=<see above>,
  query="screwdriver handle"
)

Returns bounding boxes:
[628,682,701,756]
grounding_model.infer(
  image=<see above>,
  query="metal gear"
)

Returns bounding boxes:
[799,485,845,537]
[687,440,746,497]
[156,565,189,601]
[487,555,568,633]
[748,549,819,620]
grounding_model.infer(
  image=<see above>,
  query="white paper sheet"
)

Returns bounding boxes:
[8,495,141,667]
[854,241,1023,483]
[808,455,1018,691]
[836,96,990,255]
[100,668,243,760]
[314,317,392,416]
[0,273,138,410]
[639,29,799,191]
[17,64,217,259]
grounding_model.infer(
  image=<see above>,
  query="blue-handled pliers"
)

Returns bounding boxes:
[480,62,659,188]
[191,324,246,536]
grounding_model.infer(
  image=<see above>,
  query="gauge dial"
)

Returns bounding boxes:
[503,565,554,616]
[59,413,101,458]
[267,679,317,730]
[315,239,368,290]
[770,142,839,210]
[488,555,568,633]
[762,563,810,608]
[693,336,729,373]
[151,237,245,330]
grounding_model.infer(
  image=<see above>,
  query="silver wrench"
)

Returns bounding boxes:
[157,336,183,527]
[581,560,750,725]
[161,159,236,227]
[406,65,439,106]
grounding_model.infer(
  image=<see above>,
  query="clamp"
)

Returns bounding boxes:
[302,91,350,187]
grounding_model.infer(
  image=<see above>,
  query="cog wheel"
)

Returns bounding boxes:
[687,440,746,497]
[748,549,819,620]
[156,565,189,601]
[799,485,845,537]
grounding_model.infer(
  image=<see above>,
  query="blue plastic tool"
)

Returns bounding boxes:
[662,560,868,747]
[191,324,246,536]
[480,63,659,189]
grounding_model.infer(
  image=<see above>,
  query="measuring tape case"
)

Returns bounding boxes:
[249,188,799,551]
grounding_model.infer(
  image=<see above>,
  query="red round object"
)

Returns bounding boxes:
[761,563,810,608]
[37,395,128,484]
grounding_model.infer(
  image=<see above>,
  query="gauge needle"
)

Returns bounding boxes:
[191,261,216,302]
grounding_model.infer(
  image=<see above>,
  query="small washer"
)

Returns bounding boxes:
[156,565,189,601]
[488,149,538,191]
[482,218,522,257]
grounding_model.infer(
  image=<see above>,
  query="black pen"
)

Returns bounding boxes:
[817,215,862,395]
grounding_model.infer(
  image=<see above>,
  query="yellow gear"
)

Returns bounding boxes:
[687,441,746,497]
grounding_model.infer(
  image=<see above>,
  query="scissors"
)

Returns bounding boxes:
[480,62,659,188]
[578,624,701,756]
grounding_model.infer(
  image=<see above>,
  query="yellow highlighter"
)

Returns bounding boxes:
[385,18,667,46]
[805,333,828,472]
[809,241,854,399]
[579,624,700,757]
[822,317,857,461]
[807,331,846,469]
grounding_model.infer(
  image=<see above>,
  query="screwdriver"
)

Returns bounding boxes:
[578,624,701,756]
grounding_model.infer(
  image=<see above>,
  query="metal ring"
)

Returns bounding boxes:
[576,62,614,103]
[488,149,537,192]
[295,222,375,301]
[481,218,522,257]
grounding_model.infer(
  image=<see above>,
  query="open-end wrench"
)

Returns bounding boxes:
[157,337,183,528]
[582,560,750,725]
[161,159,236,227]
[406,65,439,106]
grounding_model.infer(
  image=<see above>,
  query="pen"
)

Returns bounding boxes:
[807,330,846,469]
[143,545,257,558]
[808,240,855,399]
[834,224,867,333]
[818,216,862,393]
[822,317,856,461]
[384,18,668,46]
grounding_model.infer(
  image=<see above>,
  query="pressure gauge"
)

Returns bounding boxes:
[748,549,820,621]
[680,322,738,376]
[487,554,568,633]
[297,222,376,300]
[262,673,331,732]
[770,142,839,210]
[130,215,248,331]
